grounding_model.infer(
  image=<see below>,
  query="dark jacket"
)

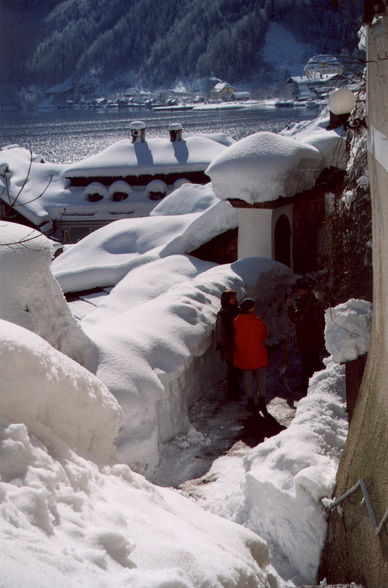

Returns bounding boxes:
[233,313,269,370]
[288,292,325,353]
[215,304,238,361]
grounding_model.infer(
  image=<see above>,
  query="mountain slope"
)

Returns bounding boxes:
[2,0,364,93]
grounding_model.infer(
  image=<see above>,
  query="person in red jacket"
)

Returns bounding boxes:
[233,298,269,416]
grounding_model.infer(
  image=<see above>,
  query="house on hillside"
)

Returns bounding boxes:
[287,72,340,101]
[0,122,232,244]
[210,82,236,101]
[304,54,344,76]
[233,91,250,101]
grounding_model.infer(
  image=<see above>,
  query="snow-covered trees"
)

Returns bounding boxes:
[2,0,363,94]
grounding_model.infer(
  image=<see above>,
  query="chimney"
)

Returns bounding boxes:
[168,122,183,142]
[130,120,146,143]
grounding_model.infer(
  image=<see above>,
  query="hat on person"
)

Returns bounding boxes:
[239,298,256,313]
[296,278,311,290]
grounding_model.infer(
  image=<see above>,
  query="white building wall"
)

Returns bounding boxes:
[237,204,294,269]
[237,208,273,260]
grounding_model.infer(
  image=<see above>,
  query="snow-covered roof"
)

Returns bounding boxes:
[0,136,231,227]
[212,82,235,92]
[206,131,323,204]
[65,136,228,178]
[52,199,237,293]
[281,111,348,170]
[289,73,339,85]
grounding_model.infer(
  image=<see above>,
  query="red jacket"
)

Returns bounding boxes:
[233,313,269,370]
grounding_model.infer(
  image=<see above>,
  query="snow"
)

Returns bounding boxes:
[0,145,66,226]
[325,298,372,363]
[108,180,132,197]
[151,183,219,216]
[0,352,270,586]
[0,319,121,463]
[65,136,228,178]
[62,255,291,474]
[182,358,348,586]
[0,222,95,370]
[83,181,109,198]
[0,133,231,228]
[281,113,348,170]
[0,106,362,587]
[206,131,322,203]
[52,200,237,293]
[243,359,347,584]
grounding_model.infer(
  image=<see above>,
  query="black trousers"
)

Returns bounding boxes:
[301,350,323,389]
[226,360,240,397]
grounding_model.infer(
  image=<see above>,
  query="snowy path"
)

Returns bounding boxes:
[152,345,304,487]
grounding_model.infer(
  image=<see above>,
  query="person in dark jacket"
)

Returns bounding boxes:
[233,298,269,415]
[287,279,325,392]
[215,289,240,399]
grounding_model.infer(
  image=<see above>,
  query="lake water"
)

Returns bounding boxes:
[0,105,318,164]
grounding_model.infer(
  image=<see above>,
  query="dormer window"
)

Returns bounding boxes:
[146,179,167,201]
[83,182,108,202]
[173,178,191,190]
[88,193,104,202]
[109,180,131,202]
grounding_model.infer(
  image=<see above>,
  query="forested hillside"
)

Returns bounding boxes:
[1,0,363,95]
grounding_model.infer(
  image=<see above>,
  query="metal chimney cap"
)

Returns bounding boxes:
[130,120,146,130]
[168,123,183,131]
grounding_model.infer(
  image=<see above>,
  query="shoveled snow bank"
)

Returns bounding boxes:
[206,131,322,203]
[52,201,237,293]
[243,359,347,584]
[0,222,95,370]
[150,182,220,216]
[0,331,271,587]
[0,319,121,463]
[324,298,372,363]
[81,256,291,476]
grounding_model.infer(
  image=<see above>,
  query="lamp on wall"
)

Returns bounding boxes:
[326,87,366,130]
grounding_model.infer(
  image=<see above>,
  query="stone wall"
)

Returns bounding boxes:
[319,16,388,588]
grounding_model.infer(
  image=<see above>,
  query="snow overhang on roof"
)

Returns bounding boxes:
[64,136,228,179]
[206,131,323,205]
[289,73,338,85]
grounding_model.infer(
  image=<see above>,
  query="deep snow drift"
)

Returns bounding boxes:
[0,222,95,370]
[0,110,367,587]
[52,202,292,475]
[0,321,271,588]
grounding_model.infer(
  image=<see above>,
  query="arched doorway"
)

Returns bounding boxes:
[274,214,291,267]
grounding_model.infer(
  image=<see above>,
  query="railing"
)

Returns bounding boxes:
[325,479,388,536]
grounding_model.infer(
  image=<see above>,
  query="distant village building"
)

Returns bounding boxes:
[232,91,250,101]
[287,72,340,101]
[304,54,344,76]
[210,82,236,101]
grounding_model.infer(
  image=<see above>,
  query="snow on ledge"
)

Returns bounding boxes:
[206,131,322,204]
[325,298,372,364]
[0,319,121,463]
[0,222,96,370]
